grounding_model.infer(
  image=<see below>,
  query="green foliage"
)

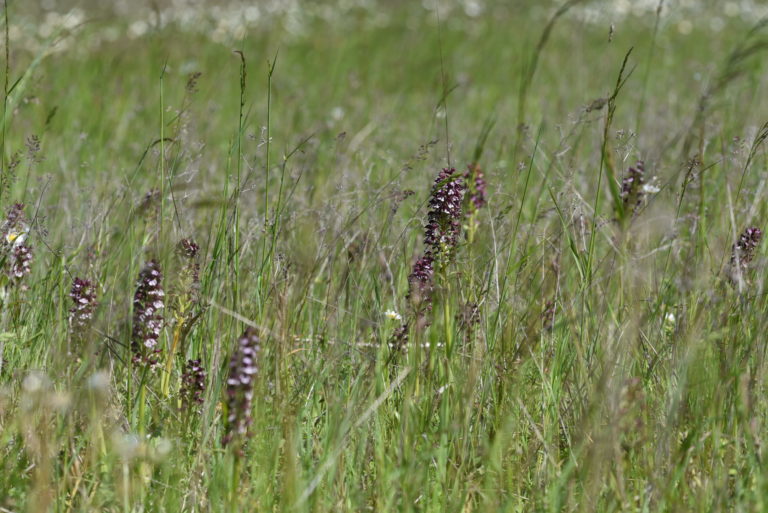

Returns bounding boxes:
[1,1,768,511]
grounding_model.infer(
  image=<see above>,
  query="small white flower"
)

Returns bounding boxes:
[152,437,173,460]
[384,310,402,321]
[665,312,675,324]
[642,183,661,194]
[23,372,47,393]
[4,224,29,247]
[128,20,148,38]
[113,432,142,461]
[87,371,110,392]
[463,0,484,17]
[330,106,345,121]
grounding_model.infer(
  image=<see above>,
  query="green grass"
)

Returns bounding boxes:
[2,1,768,511]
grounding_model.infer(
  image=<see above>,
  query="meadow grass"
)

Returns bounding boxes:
[1,1,768,511]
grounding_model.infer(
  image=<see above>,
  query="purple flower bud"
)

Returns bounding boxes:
[69,278,97,337]
[180,358,206,412]
[1,203,25,237]
[407,253,434,304]
[463,164,487,213]
[390,322,409,349]
[731,227,762,272]
[8,243,32,282]
[620,161,646,212]
[178,238,200,259]
[222,327,261,447]
[177,238,201,291]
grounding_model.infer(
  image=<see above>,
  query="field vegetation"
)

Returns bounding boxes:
[2,0,768,511]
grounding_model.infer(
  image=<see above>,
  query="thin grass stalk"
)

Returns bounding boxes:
[159,61,167,257]
[1,0,8,209]
[137,369,148,436]
[515,0,584,153]
[260,54,277,317]
[161,324,182,396]
[588,47,634,274]
[635,0,664,135]
[233,49,246,311]
[434,0,451,166]
[229,454,242,510]
[490,127,540,348]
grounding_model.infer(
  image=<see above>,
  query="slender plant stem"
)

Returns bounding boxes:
[1,0,10,209]
[159,61,166,252]
[234,49,246,310]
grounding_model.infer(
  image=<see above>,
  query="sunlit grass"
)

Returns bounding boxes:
[1,1,768,511]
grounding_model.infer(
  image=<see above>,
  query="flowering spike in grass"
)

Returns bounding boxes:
[0,203,32,287]
[222,327,261,447]
[424,167,466,260]
[180,358,206,411]
[69,278,97,337]
[728,227,763,290]
[620,161,646,214]
[132,259,165,367]
[464,163,487,214]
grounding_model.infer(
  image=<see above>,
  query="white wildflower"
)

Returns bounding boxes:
[4,223,29,248]
[663,311,676,334]
[384,310,402,321]
[642,183,660,194]
[330,106,345,121]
